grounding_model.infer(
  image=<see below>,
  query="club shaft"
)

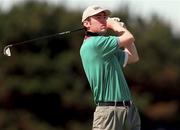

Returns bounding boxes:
[8,27,84,47]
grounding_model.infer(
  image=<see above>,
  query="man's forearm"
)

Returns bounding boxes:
[124,42,139,63]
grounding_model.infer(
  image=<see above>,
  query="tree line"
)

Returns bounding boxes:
[0,1,179,130]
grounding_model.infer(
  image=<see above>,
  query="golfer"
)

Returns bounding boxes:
[80,5,141,130]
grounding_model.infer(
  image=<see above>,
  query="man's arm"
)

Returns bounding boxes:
[124,42,139,64]
[107,18,139,64]
[107,17,135,47]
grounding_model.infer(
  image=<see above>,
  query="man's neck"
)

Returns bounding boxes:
[85,31,100,36]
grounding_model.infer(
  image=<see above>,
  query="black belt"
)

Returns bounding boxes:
[97,101,132,107]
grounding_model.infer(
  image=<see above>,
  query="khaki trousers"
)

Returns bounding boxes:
[92,103,141,130]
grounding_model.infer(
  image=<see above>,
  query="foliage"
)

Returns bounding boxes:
[0,1,179,130]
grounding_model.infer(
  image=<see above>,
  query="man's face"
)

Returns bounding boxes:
[83,11,108,33]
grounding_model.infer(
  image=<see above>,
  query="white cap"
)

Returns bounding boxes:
[82,5,111,22]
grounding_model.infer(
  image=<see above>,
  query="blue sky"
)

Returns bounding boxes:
[0,0,180,35]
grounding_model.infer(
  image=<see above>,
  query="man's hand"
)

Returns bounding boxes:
[107,17,125,28]
[107,17,121,30]
[111,17,121,22]
[107,17,126,36]
[107,17,135,48]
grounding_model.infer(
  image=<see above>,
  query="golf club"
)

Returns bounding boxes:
[3,27,84,56]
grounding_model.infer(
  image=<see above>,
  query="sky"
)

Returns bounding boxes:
[0,0,180,35]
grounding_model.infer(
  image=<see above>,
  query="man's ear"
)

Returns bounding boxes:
[83,20,89,28]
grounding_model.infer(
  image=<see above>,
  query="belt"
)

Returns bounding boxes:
[97,101,132,107]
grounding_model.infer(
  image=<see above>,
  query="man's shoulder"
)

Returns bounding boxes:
[83,36,116,44]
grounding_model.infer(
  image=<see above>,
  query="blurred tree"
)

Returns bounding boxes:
[0,1,179,130]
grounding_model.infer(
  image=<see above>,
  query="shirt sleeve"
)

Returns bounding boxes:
[114,49,129,67]
[95,36,119,58]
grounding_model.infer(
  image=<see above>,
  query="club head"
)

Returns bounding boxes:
[3,45,12,56]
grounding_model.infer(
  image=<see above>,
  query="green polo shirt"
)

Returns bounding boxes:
[80,36,132,103]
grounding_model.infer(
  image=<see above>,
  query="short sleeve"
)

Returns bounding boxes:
[114,49,128,67]
[95,36,119,58]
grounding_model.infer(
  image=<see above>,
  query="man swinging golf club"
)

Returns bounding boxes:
[80,5,141,130]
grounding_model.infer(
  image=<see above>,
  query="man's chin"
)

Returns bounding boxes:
[99,29,107,34]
